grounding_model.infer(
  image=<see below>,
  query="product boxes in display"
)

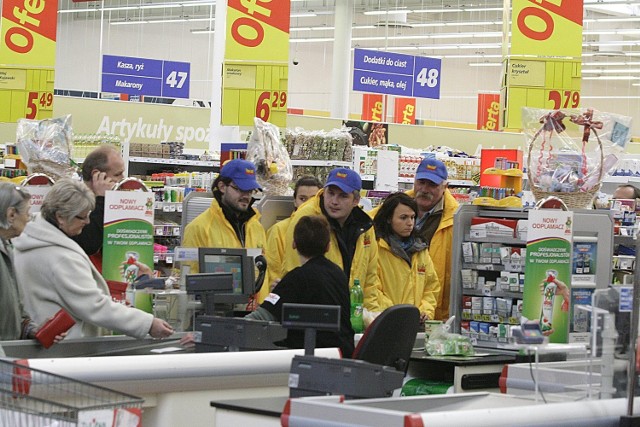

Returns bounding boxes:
[470,217,517,238]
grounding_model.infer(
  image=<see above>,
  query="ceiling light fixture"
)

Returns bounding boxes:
[58,0,216,14]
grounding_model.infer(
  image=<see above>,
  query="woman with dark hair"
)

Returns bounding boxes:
[373,192,441,323]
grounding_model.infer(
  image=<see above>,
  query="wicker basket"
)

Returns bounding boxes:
[527,124,604,210]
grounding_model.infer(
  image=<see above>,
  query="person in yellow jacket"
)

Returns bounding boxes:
[367,157,459,321]
[372,192,441,322]
[264,176,322,291]
[411,158,459,321]
[280,168,382,313]
[182,159,267,301]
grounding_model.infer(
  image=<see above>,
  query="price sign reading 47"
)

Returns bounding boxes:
[547,90,580,109]
[256,90,287,122]
[26,91,53,119]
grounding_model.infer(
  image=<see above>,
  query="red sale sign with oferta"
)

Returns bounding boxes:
[477,93,500,131]
[0,0,56,122]
[222,0,290,127]
[361,94,385,122]
[393,97,416,125]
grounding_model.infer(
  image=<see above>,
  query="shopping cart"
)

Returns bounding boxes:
[0,359,143,427]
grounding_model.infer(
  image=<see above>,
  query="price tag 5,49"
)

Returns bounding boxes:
[26,91,53,119]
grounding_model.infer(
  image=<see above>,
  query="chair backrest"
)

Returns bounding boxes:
[352,304,420,373]
[181,191,214,242]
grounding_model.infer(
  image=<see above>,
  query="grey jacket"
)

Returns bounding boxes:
[13,215,153,339]
[0,239,34,340]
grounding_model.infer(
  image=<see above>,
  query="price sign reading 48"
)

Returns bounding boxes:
[413,56,442,99]
[256,90,287,122]
[26,91,53,119]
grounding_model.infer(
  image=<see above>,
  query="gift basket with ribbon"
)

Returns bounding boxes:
[523,107,631,209]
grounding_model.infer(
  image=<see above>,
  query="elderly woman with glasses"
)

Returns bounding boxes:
[0,183,37,340]
[13,178,174,340]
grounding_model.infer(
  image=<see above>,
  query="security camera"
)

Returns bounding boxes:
[292,58,299,66]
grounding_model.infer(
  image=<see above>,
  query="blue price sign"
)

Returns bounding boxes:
[353,48,441,99]
[413,56,441,99]
[102,55,190,99]
[162,61,190,99]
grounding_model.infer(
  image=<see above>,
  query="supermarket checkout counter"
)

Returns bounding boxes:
[0,336,341,427]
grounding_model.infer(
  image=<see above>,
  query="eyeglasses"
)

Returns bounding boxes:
[228,183,260,196]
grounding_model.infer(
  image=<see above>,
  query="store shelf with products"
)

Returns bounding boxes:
[450,205,614,350]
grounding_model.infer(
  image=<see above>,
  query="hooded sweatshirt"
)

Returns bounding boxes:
[12,215,153,339]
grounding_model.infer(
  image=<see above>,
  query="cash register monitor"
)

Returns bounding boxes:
[186,272,234,315]
[198,248,256,304]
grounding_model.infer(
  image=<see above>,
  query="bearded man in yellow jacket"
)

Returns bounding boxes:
[182,159,267,301]
[280,168,382,313]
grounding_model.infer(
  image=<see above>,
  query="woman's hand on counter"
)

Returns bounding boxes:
[149,318,174,339]
[179,332,196,348]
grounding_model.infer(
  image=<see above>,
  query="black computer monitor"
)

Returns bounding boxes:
[185,272,234,315]
[198,248,256,304]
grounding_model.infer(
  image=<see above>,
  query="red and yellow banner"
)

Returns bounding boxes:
[511,0,583,58]
[361,94,385,122]
[393,97,416,125]
[0,0,57,122]
[222,0,290,127]
[501,0,583,131]
[477,93,500,131]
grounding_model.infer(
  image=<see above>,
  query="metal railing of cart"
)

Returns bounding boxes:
[0,358,143,427]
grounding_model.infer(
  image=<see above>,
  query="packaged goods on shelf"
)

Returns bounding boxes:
[283,128,353,162]
[470,217,518,238]
[71,133,121,159]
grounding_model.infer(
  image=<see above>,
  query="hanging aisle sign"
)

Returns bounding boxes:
[501,0,583,131]
[353,48,441,99]
[102,190,155,310]
[0,0,57,122]
[101,55,191,99]
[522,209,574,343]
[222,0,290,127]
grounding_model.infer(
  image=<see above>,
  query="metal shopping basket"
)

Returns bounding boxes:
[0,359,143,427]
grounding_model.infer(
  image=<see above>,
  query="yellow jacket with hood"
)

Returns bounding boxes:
[182,193,267,302]
[280,190,381,312]
[376,237,441,319]
[406,188,458,320]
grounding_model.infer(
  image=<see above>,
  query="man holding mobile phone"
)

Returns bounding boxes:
[72,145,125,269]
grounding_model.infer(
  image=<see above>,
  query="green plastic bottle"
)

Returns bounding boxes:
[350,279,364,333]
